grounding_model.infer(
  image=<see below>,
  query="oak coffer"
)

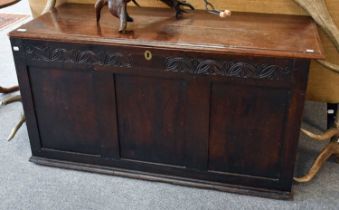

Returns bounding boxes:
[9,3,324,199]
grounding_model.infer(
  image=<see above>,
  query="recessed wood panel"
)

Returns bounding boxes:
[116,75,187,166]
[29,68,100,155]
[208,83,289,178]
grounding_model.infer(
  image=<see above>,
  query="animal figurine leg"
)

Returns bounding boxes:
[96,0,133,33]
[118,3,128,33]
[105,0,129,33]
[96,0,195,32]
[160,0,195,18]
[95,0,107,22]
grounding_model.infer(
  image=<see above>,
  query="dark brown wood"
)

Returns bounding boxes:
[30,156,292,200]
[208,84,289,178]
[9,3,324,199]
[93,72,120,159]
[184,78,210,170]
[9,4,323,59]
[116,74,187,165]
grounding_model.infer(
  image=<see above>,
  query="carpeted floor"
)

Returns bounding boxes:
[0,1,338,210]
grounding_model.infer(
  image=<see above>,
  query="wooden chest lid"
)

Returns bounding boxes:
[9,3,324,59]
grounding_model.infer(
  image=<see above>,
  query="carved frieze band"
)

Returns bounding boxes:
[165,57,291,80]
[24,45,133,68]
[23,44,291,80]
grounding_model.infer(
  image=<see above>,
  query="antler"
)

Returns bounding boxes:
[301,127,339,141]
[301,105,339,141]
[0,95,26,141]
[0,95,21,106]
[0,86,19,94]
[293,0,339,73]
[296,104,339,182]
[317,60,339,73]
[294,141,339,182]
[7,114,26,141]
[42,0,56,14]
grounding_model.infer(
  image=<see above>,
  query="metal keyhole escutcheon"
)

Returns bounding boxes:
[144,50,152,61]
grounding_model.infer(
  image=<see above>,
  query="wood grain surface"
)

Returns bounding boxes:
[11,4,324,59]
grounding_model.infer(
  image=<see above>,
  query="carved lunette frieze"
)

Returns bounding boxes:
[23,44,291,80]
[25,45,133,68]
[165,57,292,80]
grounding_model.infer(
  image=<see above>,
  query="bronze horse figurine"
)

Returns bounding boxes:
[95,0,227,33]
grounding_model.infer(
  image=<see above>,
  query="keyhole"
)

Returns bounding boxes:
[144,50,152,61]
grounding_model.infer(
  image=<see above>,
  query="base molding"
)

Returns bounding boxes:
[30,156,292,200]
